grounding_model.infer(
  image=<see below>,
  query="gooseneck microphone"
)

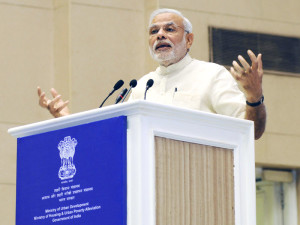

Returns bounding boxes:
[144,79,154,100]
[121,79,137,103]
[115,88,128,104]
[99,80,124,108]
[130,79,138,87]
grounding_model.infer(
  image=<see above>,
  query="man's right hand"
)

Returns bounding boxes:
[37,86,70,118]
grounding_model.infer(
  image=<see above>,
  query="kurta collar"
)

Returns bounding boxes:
[156,54,192,75]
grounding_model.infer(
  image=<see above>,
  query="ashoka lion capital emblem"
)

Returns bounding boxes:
[58,136,77,180]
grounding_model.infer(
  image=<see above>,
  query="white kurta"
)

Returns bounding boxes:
[130,54,246,118]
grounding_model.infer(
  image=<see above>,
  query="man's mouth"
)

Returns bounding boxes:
[155,43,172,51]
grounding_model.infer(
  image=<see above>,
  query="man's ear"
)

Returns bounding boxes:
[186,33,194,50]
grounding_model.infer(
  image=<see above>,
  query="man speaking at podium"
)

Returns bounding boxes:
[37,8,266,140]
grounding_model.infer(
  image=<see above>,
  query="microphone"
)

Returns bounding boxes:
[115,88,128,104]
[121,79,137,103]
[144,79,154,100]
[99,80,124,108]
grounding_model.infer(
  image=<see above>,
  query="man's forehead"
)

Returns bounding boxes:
[149,21,177,28]
[150,13,183,26]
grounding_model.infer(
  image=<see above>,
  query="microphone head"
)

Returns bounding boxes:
[130,79,137,88]
[113,80,124,91]
[146,79,154,88]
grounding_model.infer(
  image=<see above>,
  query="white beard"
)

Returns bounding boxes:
[149,36,187,66]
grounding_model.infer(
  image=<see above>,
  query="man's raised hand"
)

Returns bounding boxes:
[230,49,264,103]
[37,86,70,118]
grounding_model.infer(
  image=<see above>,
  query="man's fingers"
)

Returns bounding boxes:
[230,67,241,80]
[38,92,49,108]
[37,86,49,108]
[257,53,263,71]
[232,61,244,74]
[37,86,42,97]
[38,92,45,107]
[56,100,69,113]
[237,55,251,72]
[48,95,61,110]
[247,50,258,71]
[50,88,59,98]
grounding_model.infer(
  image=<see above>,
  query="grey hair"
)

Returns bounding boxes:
[149,8,193,33]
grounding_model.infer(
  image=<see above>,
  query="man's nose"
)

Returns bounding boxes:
[157,28,166,40]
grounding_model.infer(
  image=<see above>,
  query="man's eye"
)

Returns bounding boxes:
[150,29,158,34]
[166,27,175,32]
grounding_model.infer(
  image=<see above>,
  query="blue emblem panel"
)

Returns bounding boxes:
[16,116,127,225]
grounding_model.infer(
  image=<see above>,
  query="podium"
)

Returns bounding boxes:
[8,100,256,225]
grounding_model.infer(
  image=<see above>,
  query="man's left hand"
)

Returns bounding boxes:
[230,49,263,103]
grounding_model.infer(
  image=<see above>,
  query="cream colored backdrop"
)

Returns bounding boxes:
[1,0,300,224]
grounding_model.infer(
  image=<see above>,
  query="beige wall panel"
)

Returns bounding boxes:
[0,124,17,184]
[53,0,71,101]
[0,0,53,9]
[0,184,16,225]
[255,135,268,164]
[262,74,300,135]
[256,132,300,168]
[72,0,144,11]
[261,0,300,23]
[159,0,300,24]
[207,14,300,38]
[54,0,67,8]
[208,15,300,37]
[0,3,54,124]
[204,13,300,38]
[70,5,146,112]
[159,0,263,19]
